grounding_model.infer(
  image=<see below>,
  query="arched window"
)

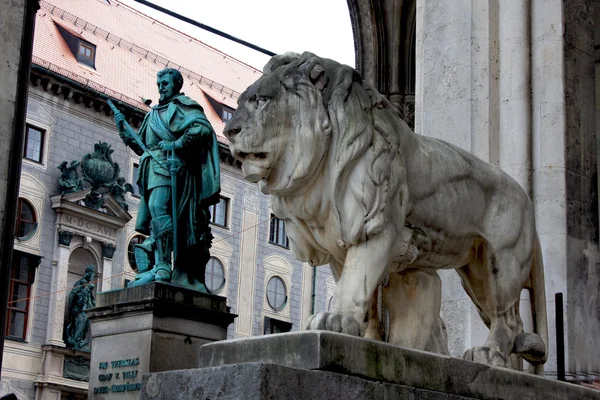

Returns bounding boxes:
[266,276,287,311]
[127,235,145,272]
[205,257,225,293]
[15,198,37,240]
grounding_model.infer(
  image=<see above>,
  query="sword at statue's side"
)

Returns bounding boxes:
[167,149,180,271]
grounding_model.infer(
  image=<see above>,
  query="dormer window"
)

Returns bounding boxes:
[76,40,96,68]
[204,93,235,122]
[222,106,234,122]
[54,20,96,69]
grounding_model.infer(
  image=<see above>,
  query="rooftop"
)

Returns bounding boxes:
[33,0,264,142]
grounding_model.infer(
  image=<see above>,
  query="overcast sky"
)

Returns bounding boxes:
[119,0,356,71]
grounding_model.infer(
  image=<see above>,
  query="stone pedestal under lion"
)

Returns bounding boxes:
[224,52,548,374]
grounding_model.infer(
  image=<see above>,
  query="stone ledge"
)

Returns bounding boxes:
[87,282,237,327]
[141,362,473,400]
[197,331,600,400]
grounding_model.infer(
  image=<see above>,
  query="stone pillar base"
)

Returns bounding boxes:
[142,331,599,400]
[87,282,236,400]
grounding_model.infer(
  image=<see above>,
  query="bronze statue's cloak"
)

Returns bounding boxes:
[134,93,221,255]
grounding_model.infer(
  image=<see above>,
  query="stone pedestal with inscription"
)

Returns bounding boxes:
[86,282,236,399]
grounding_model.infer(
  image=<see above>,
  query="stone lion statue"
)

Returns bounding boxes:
[224,52,548,374]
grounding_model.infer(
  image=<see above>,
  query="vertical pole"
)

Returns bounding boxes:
[310,268,317,314]
[555,292,565,381]
[0,0,39,377]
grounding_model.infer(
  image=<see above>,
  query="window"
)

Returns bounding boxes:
[23,125,44,163]
[77,41,96,68]
[6,252,37,340]
[127,235,145,272]
[266,276,287,311]
[209,197,228,228]
[222,106,234,122]
[131,163,140,197]
[263,316,292,335]
[269,215,289,248]
[15,198,37,240]
[205,257,225,293]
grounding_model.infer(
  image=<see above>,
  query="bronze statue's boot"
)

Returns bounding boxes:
[127,237,156,287]
[130,270,156,286]
[151,215,173,283]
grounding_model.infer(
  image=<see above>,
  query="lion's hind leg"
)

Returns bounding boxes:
[457,242,529,369]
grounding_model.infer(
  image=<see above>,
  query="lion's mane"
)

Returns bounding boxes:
[265,52,410,246]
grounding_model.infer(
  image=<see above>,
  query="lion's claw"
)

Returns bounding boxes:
[305,312,361,336]
[463,346,508,368]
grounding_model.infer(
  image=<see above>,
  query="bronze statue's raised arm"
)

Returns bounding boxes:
[106,99,144,156]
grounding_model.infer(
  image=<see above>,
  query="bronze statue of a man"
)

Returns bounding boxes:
[65,264,96,351]
[113,68,220,291]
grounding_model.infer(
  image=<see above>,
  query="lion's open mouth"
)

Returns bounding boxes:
[234,151,270,183]
[237,152,268,160]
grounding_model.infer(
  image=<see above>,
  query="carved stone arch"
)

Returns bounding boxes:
[123,210,142,279]
[69,242,102,275]
[20,172,47,195]
[212,234,233,256]
[347,0,388,88]
[15,172,48,254]
[346,0,416,127]
[262,254,294,322]
[65,242,102,312]
[209,235,233,297]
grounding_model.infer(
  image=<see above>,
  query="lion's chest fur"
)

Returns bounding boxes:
[272,175,348,264]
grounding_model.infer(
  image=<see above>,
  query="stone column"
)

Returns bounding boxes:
[415,0,499,162]
[299,263,315,328]
[415,0,499,357]
[415,0,599,378]
[531,0,599,377]
[46,230,73,347]
[101,243,116,292]
[235,186,259,337]
[498,0,531,193]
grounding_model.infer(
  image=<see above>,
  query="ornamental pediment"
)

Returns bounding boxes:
[51,190,132,243]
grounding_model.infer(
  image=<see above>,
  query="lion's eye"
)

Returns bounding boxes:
[256,96,269,106]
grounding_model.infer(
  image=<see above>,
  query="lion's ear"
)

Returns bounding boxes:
[309,64,326,92]
[298,54,327,92]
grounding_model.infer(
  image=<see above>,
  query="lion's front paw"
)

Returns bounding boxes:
[463,346,508,368]
[305,312,361,336]
[395,244,418,263]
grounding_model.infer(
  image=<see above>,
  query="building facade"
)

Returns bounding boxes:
[0,1,333,398]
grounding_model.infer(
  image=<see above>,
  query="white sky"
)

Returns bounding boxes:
[119,0,356,71]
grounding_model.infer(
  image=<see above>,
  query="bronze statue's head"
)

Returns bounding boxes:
[156,68,184,105]
[84,264,96,280]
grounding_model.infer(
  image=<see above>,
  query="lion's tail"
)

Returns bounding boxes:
[513,233,548,375]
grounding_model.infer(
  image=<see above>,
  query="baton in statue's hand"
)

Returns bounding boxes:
[106,99,168,170]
